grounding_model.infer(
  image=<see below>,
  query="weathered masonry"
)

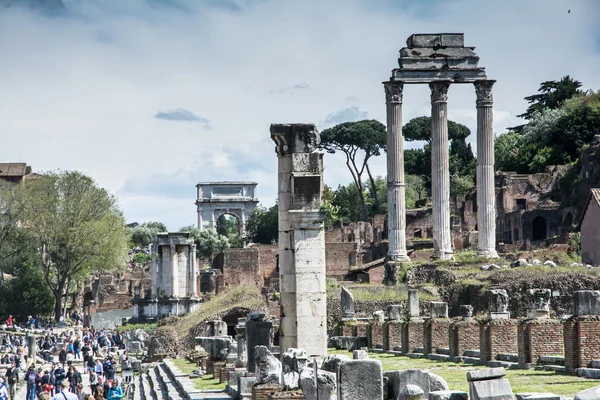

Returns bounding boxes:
[384,33,498,261]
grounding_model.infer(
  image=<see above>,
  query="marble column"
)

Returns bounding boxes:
[384,82,410,262]
[170,244,178,297]
[430,81,453,260]
[475,80,499,258]
[190,244,197,296]
[150,243,157,297]
[197,206,203,230]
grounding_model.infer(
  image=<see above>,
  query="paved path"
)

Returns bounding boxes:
[14,360,91,400]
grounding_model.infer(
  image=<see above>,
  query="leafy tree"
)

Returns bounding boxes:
[180,225,230,260]
[404,147,431,185]
[403,116,471,142]
[331,183,363,225]
[245,205,278,244]
[217,214,242,248]
[517,75,583,120]
[18,171,130,321]
[130,221,167,247]
[0,182,26,282]
[319,120,387,221]
[405,174,427,208]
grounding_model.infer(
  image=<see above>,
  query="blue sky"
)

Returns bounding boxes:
[1,0,599,230]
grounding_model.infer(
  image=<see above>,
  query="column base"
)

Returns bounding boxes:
[478,249,499,258]
[431,251,454,261]
[388,254,411,262]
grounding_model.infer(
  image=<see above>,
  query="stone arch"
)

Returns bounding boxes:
[563,213,573,230]
[215,210,243,239]
[532,216,547,241]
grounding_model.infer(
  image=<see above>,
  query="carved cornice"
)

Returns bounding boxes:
[429,81,450,103]
[271,131,292,156]
[384,82,404,104]
[474,80,495,106]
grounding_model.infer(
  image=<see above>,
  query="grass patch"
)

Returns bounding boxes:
[168,285,266,336]
[327,285,438,302]
[327,350,598,396]
[170,358,226,391]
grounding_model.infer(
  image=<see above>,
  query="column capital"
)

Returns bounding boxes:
[384,81,404,104]
[474,80,495,106]
[429,81,451,103]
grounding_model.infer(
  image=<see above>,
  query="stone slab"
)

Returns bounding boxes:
[574,290,600,316]
[575,385,600,400]
[467,367,506,382]
[516,393,560,400]
[386,369,448,400]
[406,33,464,48]
[338,360,383,400]
[469,378,513,400]
[428,390,468,400]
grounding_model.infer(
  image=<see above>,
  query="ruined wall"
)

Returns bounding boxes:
[216,247,262,291]
[257,244,278,288]
[581,199,600,266]
[479,319,519,363]
[423,319,451,354]
[326,242,357,279]
[383,321,403,351]
[518,319,564,366]
[449,320,480,357]
[87,266,151,312]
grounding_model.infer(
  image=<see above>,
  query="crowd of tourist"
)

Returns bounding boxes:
[0,326,131,400]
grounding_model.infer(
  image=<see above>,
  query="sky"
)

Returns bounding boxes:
[1,0,599,230]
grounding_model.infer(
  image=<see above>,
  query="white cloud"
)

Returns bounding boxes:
[0,0,599,229]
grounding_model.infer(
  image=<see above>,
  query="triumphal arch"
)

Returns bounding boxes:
[195,181,259,238]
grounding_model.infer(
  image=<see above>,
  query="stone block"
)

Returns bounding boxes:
[490,312,510,320]
[388,305,403,320]
[338,360,383,400]
[486,289,509,313]
[352,350,368,360]
[327,336,367,351]
[406,33,464,48]
[573,290,600,316]
[428,390,468,400]
[246,318,272,372]
[281,348,308,390]
[515,393,560,400]
[399,384,425,400]
[459,305,473,319]
[299,366,336,400]
[372,310,385,323]
[321,354,351,373]
[237,376,257,396]
[408,289,419,317]
[574,385,600,400]
[386,369,448,400]
[255,346,282,384]
[467,367,507,382]
[430,302,448,318]
[469,378,513,400]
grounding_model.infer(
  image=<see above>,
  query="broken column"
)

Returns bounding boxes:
[245,313,272,373]
[475,80,499,258]
[271,123,327,357]
[486,289,510,319]
[403,290,424,354]
[527,289,551,319]
[340,287,355,319]
[430,81,453,260]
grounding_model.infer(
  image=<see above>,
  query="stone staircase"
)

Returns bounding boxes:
[577,360,600,379]
[136,360,232,400]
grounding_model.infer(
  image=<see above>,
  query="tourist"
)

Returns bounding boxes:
[106,380,122,400]
[0,378,8,400]
[66,351,74,367]
[6,315,13,327]
[52,380,78,400]
[4,361,18,400]
[38,393,50,400]
[54,364,66,391]
[94,360,103,377]
[75,384,84,400]
[36,368,43,396]
[104,363,115,386]
[58,349,67,367]
[25,364,38,400]
[93,386,103,400]
[40,371,52,394]
[69,368,82,394]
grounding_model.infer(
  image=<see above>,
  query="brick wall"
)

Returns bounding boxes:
[326,242,357,279]
[563,318,578,372]
[252,383,281,400]
[518,320,564,366]
[367,322,384,348]
[449,320,479,357]
[383,321,403,351]
[577,317,600,370]
[403,320,425,353]
[479,320,519,363]
[218,248,263,290]
[268,392,305,399]
[423,319,451,354]
[258,244,278,285]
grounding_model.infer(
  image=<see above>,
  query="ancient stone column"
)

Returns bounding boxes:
[271,123,327,357]
[150,243,157,297]
[475,80,499,258]
[170,244,178,297]
[384,82,410,262]
[190,244,197,296]
[430,81,453,260]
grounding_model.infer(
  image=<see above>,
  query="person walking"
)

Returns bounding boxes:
[3,361,18,400]
[52,380,78,400]
[106,380,122,400]
[24,365,37,400]
[0,378,8,400]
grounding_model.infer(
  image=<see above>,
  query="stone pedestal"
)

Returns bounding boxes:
[383,321,403,351]
[449,320,480,359]
[479,320,518,363]
[564,316,600,372]
[423,319,451,355]
[366,321,384,349]
[384,82,410,262]
[271,123,327,358]
[430,81,453,260]
[517,319,563,368]
[402,319,425,354]
[245,314,272,373]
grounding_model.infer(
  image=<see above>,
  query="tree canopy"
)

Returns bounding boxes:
[245,204,278,245]
[319,119,387,221]
[180,225,230,260]
[517,75,583,120]
[130,221,168,247]
[18,171,130,320]
[403,116,471,142]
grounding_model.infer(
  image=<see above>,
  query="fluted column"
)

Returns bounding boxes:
[430,81,453,260]
[384,82,410,262]
[150,243,157,297]
[190,244,197,296]
[170,244,178,297]
[475,80,499,258]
